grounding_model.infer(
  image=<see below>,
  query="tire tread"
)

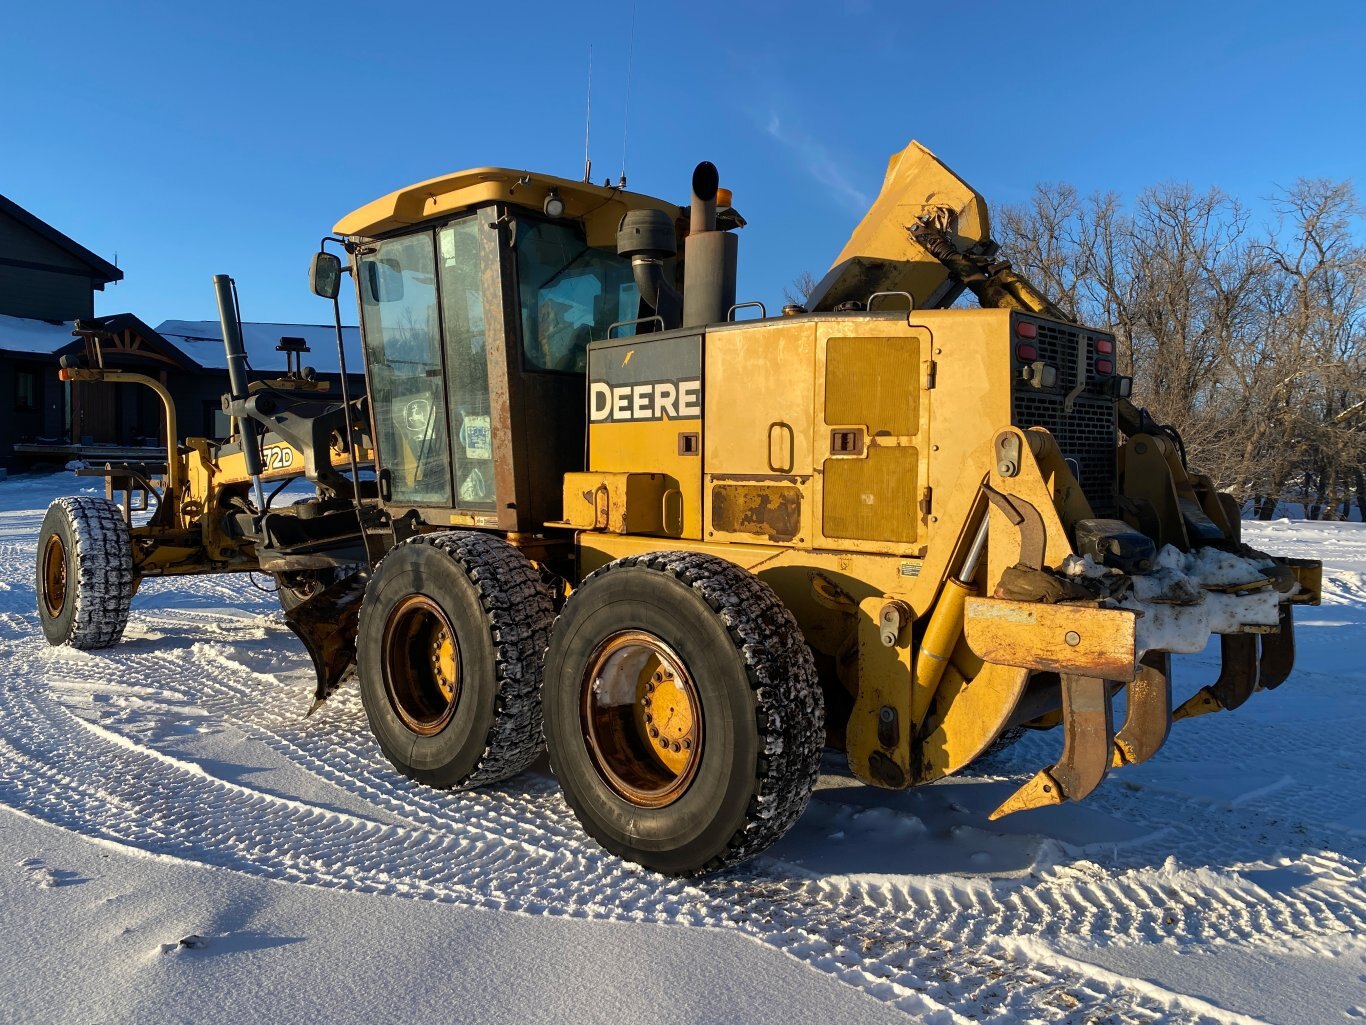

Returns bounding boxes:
[559,551,824,874]
[41,497,134,649]
[361,531,554,788]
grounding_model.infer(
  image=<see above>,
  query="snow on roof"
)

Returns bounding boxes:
[0,313,76,356]
[154,320,363,375]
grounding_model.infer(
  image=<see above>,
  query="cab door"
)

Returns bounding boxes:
[358,230,454,510]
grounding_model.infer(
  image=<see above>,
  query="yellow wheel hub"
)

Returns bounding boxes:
[640,666,696,776]
[581,630,703,808]
[382,595,462,736]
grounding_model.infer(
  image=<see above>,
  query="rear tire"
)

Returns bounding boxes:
[356,531,553,789]
[36,497,135,649]
[543,551,824,876]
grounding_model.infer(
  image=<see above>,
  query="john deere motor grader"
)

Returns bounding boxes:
[37,140,1321,876]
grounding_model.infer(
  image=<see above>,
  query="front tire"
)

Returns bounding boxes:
[36,497,135,649]
[543,551,824,876]
[356,531,553,789]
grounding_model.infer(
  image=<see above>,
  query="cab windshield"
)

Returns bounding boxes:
[515,219,639,372]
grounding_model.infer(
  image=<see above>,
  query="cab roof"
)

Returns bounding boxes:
[334,167,686,249]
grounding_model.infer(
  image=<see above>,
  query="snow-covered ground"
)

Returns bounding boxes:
[1,472,1363,1025]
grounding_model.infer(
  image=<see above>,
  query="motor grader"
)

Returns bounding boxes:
[36,140,1321,876]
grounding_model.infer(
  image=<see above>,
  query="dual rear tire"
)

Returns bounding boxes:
[543,551,824,875]
[358,536,824,875]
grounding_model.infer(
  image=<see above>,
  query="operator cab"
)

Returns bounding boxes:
[315,170,686,537]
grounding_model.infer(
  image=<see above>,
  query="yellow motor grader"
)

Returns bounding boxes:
[37,140,1320,876]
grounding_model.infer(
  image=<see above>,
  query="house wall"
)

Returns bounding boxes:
[0,354,69,463]
[0,210,100,321]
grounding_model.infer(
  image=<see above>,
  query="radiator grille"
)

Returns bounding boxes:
[1034,321,1096,390]
[1012,393,1117,516]
[1014,317,1118,515]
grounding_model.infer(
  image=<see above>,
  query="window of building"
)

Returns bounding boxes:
[16,370,38,413]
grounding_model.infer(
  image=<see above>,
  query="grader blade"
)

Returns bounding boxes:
[1172,634,1259,721]
[990,673,1114,819]
[1258,604,1296,690]
[1112,652,1171,767]
[283,569,368,714]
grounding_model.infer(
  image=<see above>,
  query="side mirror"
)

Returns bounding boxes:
[310,251,342,300]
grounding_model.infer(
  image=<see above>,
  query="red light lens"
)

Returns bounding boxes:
[1016,321,1038,339]
[1016,344,1037,361]
[1095,338,1113,354]
[1095,358,1113,375]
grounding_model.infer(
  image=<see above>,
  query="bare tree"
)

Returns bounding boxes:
[783,270,820,307]
[996,175,1366,519]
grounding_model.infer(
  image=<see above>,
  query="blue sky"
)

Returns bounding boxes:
[4,0,1363,328]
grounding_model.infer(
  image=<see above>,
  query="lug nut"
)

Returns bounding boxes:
[659,738,670,750]
[681,738,691,750]
[671,742,681,753]
[648,726,659,738]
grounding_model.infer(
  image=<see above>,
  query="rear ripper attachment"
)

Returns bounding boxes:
[952,426,1320,820]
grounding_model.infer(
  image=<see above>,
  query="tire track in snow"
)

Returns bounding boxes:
[3,481,1364,1022]
[1,624,1262,1025]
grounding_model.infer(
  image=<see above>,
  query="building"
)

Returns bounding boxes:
[0,193,123,466]
[0,192,363,470]
[154,319,363,439]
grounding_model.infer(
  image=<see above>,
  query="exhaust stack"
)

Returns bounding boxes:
[213,273,266,510]
[682,161,737,328]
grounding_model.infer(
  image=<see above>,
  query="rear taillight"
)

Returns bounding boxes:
[1095,338,1113,354]
[1016,343,1038,361]
[1016,321,1038,339]
[1095,358,1113,375]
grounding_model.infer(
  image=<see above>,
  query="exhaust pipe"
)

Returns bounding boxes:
[213,273,267,511]
[682,161,737,329]
[615,160,741,332]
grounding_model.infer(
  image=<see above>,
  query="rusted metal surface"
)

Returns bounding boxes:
[380,595,462,737]
[990,673,1113,818]
[1050,674,1114,800]
[964,599,1139,682]
[1112,652,1171,766]
[40,534,67,619]
[1258,604,1296,690]
[710,482,802,543]
[285,569,367,712]
[560,472,669,535]
[1173,634,1260,720]
[580,630,702,809]
[981,481,1045,570]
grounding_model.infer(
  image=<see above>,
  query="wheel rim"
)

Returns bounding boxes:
[41,534,67,619]
[581,630,703,808]
[382,596,461,736]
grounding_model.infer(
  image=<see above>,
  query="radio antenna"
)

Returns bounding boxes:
[618,1,636,189]
[583,45,593,183]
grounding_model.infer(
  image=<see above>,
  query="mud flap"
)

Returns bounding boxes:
[989,674,1113,819]
[283,568,367,714]
[1172,633,1259,720]
[1112,652,1171,767]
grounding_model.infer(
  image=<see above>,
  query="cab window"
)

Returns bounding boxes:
[358,232,452,507]
[515,219,639,372]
